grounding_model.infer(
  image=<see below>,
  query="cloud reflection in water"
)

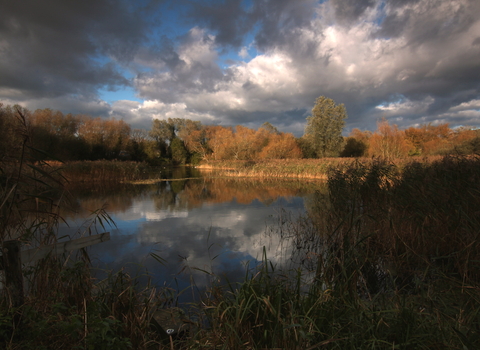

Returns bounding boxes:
[66,177,320,302]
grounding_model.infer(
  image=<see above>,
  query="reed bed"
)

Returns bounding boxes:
[197,157,442,180]
[49,160,152,185]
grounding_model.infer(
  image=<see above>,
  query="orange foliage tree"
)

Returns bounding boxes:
[205,125,234,160]
[259,132,302,159]
[404,123,451,155]
[368,119,413,159]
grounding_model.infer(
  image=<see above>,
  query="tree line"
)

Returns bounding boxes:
[1,98,478,165]
[342,118,480,158]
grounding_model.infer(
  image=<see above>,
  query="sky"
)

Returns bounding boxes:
[1,0,480,136]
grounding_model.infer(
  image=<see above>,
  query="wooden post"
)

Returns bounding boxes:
[2,240,24,308]
[1,233,110,307]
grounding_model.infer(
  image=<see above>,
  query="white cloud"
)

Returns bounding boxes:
[178,27,218,67]
[436,98,480,126]
[111,99,217,128]
[376,96,434,114]
[238,46,249,59]
[448,99,480,112]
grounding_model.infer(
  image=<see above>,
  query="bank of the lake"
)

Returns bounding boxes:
[196,156,443,179]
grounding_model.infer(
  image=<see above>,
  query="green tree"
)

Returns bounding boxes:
[303,96,347,157]
[170,137,187,164]
[150,119,175,144]
[340,137,368,157]
[259,122,279,134]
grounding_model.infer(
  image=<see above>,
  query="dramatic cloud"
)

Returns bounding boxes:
[1,0,479,134]
[0,0,151,101]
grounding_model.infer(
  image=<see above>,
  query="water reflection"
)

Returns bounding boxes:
[62,170,326,302]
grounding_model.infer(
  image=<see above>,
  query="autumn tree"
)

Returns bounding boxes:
[452,129,480,155]
[149,119,174,158]
[177,119,205,162]
[150,118,204,162]
[29,108,87,160]
[369,119,412,159]
[77,116,131,160]
[231,125,258,160]
[259,132,302,159]
[303,96,347,157]
[184,128,209,162]
[103,119,131,157]
[404,123,451,155]
[205,126,234,160]
[176,118,202,140]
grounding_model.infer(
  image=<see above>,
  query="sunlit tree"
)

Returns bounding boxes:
[369,119,412,159]
[259,132,302,159]
[205,126,234,160]
[405,123,451,155]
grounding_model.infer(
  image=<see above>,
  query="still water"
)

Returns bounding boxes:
[61,167,325,302]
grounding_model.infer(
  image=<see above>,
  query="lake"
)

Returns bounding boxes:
[61,167,327,303]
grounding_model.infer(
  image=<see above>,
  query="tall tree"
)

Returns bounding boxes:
[150,119,175,144]
[303,96,347,157]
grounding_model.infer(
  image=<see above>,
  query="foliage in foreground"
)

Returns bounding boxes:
[199,155,480,349]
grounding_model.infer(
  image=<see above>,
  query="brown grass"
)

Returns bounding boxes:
[197,156,443,180]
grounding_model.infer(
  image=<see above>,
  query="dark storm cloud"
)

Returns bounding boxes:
[185,0,318,52]
[362,0,480,128]
[187,0,251,48]
[330,0,376,24]
[0,0,154,101]
[251,0,318,51]
[135,0,480,133]
[375,0,479,43]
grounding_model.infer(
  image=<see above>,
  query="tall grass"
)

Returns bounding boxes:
[324,156,480,289]
[193,155,480,349]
